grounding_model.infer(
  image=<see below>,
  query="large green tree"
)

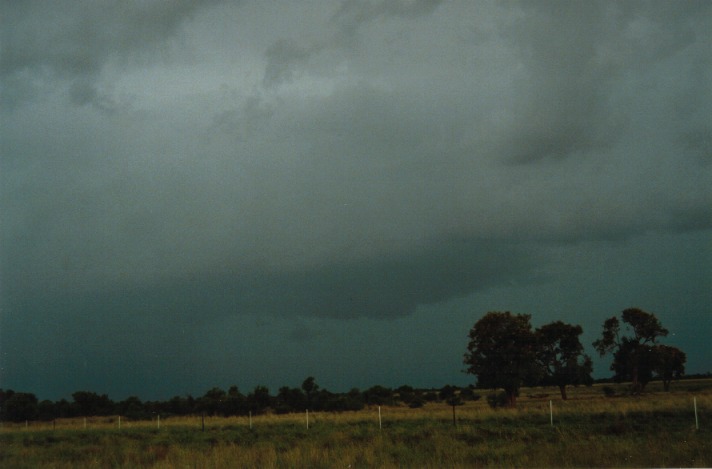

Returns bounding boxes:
[464,311,540,407]
[593,308,670,393]
[536,321,593,400]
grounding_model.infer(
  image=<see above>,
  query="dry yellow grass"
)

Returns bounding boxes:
[2,380,710,468]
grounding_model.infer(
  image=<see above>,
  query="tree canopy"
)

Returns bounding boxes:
[464,311,540,407]
[593,308,683,393]
[653,344,687,392]
[535,321,593,400]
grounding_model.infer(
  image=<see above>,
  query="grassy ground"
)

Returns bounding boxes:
[1,381,710,468]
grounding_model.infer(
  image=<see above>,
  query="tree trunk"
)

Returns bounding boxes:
[558,385,568,400]
[631,365,641,394]
[505,389,517,407]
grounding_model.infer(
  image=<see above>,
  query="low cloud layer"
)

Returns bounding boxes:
[1,0,710,398]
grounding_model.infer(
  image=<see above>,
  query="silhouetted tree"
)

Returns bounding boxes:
[396,385,415,405]
[118,396,148,419]
[275,386,306,413]
[344,388,365,411]
[654,345,686,391]
[198,387,227,416]
[536,321,593,400]
[164,395,192,417]
[362,385,394,406]
[447,393,464,426]
[71,391,114,416]
[224,386,247,416]
[247,385,272,414]
[301,377,319,410]
[37,400,56,421]
[464,311,540,407]
[459,385,481,401]
[439,385,458,402]
[54,399,73,419]
[0,390,38,422]
[593,308,671,393]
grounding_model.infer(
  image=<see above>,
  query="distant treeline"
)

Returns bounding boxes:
[0,381,478,423]
[592,372,711,384]
[2,373,710,423]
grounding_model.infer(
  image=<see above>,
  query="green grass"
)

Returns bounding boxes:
[2,381,710,468]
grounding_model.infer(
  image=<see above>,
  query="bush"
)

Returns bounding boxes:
[408,398,424,408]
[602,386,616,397]
[459,387,481,401]
[423,392,439,403]
[486,392,508,408]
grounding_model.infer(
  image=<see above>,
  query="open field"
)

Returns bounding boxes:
[1,381,711,468]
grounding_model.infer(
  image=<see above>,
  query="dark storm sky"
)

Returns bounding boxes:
[1,0,710,400]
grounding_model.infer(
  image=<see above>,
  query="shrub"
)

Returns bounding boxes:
[486,392,508,408]
[408,398,424,408]
[459,387,481,401]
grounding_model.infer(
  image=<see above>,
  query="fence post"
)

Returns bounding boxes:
[694,397,699,430]
[378,406,382,430]
[550,400,553,427]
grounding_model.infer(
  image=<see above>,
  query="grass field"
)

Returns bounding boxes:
[1,381,710,468]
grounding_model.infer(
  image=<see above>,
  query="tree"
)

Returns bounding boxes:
[464,311,540,407]
[438,385,458,402]
[223,386,247,415]
[198,387,227,416]
[653,345,686,391]
[363,385,394,406]
[396,385,415,405]
[343,388,365,411]
[593,308,670,393]
[275,386,306,413]
[247,385,272,414]
[119,396,148,419]
[536,321,593,400]
[0,390,38,422]
[71,391,114,416]
[301,377,319,410]
[444,391,463,427]
[38,400,57,421]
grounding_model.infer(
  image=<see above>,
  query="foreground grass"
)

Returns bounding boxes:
[1,382,710,468]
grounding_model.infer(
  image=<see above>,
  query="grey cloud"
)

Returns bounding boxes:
[261,0,444,87]
[2,0,711,400]
[212,95,277,141]
[1,0,225,107]
[487,1,711,164]
[333,0,444,37]
[680,128,712,163]
[6,64,709,308]
[263,39,318,87]
[10,237,538,323]
[287,319,324,343]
